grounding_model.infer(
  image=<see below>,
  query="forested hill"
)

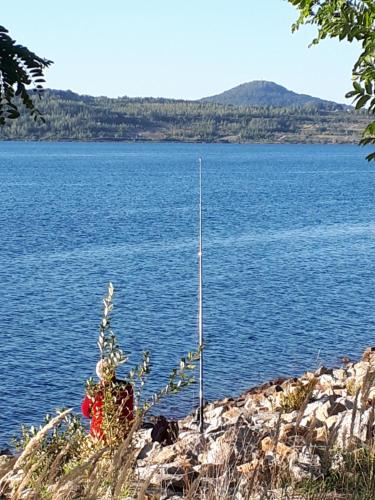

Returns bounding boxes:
[200,81,347,108]
[0,89,368,143]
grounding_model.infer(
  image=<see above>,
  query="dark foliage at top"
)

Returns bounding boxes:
[0,25,52,125]
[288,0,375,160]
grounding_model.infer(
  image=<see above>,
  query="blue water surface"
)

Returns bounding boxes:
[1,142,375,446]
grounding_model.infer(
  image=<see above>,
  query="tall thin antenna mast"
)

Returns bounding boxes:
[198,157,204,433]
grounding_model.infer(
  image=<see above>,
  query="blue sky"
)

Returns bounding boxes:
[3,0,361,103]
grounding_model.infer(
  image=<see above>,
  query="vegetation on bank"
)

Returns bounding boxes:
[0,89,370,144]
[1,284,375,499]
[0,284,200,499]
[2,353,375,499]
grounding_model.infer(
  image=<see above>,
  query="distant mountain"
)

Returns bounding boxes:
[200,81,346,109]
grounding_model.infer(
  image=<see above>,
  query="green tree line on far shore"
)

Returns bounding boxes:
[0,90,370,144]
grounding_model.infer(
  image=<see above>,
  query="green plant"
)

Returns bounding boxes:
[5,283,200,499]
[11,410,86,497]
[288,0,375,161]
[280,378,317,413]
[0,25,52,125]
[84,282,199,447]
[298,446,375,499]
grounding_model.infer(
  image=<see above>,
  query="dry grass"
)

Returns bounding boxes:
[280,379,317,414]
[2,389,375,499]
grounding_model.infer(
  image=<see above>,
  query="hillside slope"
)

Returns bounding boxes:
[200,81,346,109]
[0,89,366,143]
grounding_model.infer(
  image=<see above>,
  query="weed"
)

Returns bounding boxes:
[280,378,317,413]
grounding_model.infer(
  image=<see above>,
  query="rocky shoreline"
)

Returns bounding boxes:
[132,347,375,498]
[1,347,375,499]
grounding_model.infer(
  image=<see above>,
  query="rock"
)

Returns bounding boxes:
[314,425,329,443]
[237,459,260,474]
[333,368,347,382]
[205,404,225,419]
[315,399,347,422]
[335,408,372,447]
[263,384,284,396]
[18,488,39,499]
[298,415,313,428]
[137,441,161,460]
[200,437,234,465]
[129,347,375,498]
[320,387,335,397]
[134,427,152,451]
[242,377,289,398]
[352,361,373,382]
[160,465,189,492]
[260,436,273,454]
[318,374,336,388]
[194,462,228,478]
[177,430,206,455]
[0,449,13,457]
[136,463,160,482]
[235,398,246,408]
[315,366,333,377]
[368,387,375,402]
[362,347,375,363]
[257,398,273,412]
[204,405,228,433]
[251,412,279,429]
[275,442,295,459]
[200,423,255,466]
[336,396,355,410]
[290,446,321,481]
[281,411,298,423]
[142,462,197,493]
[303,396,347,425]
[51,479,85,500]
[325,415,339,429]
[178,413,196,431]
[261,436,295,460]
[0,455,16,481]
[244,393,264,412]
[222,406,242,425]
[333,388,346,397]
[279,423,295,440]
[304,399,327,418]
[150,444,178,465]
[328,400,347,416]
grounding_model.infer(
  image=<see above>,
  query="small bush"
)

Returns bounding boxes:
[280,378,317,413]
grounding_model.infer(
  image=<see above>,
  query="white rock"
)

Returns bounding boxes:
[335,408,371,448]
[333,369,347,382]
[290,446,321,481]
[137,441,161,460]
[205,405,225,421]
[281,411,298,423]
[319,374,336,387]
[201,439,233,465]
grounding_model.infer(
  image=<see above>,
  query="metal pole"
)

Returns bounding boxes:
[198,157,204,433]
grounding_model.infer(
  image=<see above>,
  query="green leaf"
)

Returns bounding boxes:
[365,80,373,95]
[356,94,371,109]
[353,81,364,93]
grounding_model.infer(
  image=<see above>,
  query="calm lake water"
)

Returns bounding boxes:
[1,142,375,446]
